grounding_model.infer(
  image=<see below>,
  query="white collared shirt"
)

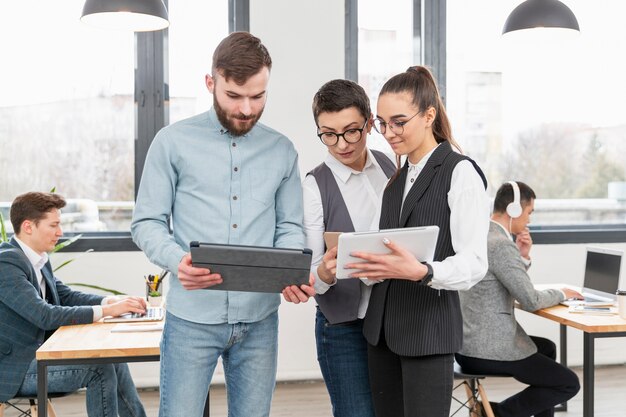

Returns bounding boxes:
[303,148,392,318]
[401,144,490,291]
[14,236,49,300]
[13,237,105,321]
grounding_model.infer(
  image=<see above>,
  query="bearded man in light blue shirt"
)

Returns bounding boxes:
[131,32,313,417]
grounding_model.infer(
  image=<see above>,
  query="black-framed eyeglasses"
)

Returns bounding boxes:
[317,120,368,146]
[373,111,421,135]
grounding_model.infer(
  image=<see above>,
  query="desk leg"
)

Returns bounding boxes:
[583,332,595,417]
[555,324,568,412]
[37,360,48,417]
[203,388,210,417]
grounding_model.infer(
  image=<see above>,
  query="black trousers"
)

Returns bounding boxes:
[455,336,580,417]
[367,335,454,417]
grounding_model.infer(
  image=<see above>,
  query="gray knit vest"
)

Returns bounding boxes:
[307,150,396,324]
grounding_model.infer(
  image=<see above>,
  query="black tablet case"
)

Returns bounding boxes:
[190,241,312,293]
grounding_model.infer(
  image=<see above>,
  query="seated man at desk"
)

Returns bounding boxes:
[456,181,581,417]
[0,191,148,417]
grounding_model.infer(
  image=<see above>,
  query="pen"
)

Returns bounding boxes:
[156,269,169,292]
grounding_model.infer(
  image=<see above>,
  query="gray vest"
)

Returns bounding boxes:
[307,150,396,324]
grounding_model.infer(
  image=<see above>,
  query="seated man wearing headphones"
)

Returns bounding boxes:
[455,181,581,417]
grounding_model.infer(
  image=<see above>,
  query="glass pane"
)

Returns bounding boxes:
[358,0,414,154]
[447,0,626,225]
[0,0,134,232]
[168,0,229,124]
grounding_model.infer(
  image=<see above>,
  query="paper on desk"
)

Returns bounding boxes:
[568,306,618,316]
[111,322,165,333]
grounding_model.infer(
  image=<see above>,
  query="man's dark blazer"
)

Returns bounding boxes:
[0,238,104,402]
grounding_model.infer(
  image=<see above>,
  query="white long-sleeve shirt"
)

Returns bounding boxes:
[401,144,490,291]
[303,149,392,318]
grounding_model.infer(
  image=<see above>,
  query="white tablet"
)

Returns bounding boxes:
[335,226,440,279]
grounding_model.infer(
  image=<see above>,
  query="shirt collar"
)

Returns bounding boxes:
[491,220,513,241]
[14,236,49,271]
[407,143,439,173]
[324,148,377,184]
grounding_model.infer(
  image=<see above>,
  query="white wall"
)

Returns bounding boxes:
[250,0,345,176]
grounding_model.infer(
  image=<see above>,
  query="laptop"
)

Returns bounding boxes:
[103,306,165,323]
[560,247,623,307]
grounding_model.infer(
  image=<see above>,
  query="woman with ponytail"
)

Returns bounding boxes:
[346,66,490,416]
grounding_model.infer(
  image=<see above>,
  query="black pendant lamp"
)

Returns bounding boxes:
[502,0,580,35]
[81,0,169,32]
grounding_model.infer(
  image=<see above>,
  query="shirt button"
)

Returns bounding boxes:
[232,142,237,147]
[233,196,238,200]
[234,167,238,172]
[232,224,238,229]
[410,178,415,183]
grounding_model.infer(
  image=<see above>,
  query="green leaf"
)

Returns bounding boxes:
[0,212,7,243]
[52,249,94,272]
[64,283,126,296]
[51,234,83,253]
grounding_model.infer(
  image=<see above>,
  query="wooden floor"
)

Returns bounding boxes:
[3,365,624,416]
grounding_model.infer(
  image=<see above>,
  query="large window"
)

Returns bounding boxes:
[447,0,626,226]
[0,1,228,235]
[168,0,228,124]
[358,0,414,154]
[0,0,134,232]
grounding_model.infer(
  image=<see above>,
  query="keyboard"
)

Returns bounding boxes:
[104,307,165,323]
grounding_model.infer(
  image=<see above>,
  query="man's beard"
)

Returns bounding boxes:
[214,96,264,136]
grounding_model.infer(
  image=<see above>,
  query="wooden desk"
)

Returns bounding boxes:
[35,321,210,417]
[531,304,626,417]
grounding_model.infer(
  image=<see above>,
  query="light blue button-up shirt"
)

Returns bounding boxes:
[131,108,304,324]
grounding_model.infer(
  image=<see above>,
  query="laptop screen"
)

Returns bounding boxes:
[583,249,622,295]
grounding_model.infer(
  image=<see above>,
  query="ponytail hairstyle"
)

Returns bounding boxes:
[380,66,462,173]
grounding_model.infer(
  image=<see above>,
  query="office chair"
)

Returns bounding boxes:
[0,392,72,417]
[450,362,500,417]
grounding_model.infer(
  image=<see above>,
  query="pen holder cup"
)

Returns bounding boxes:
[146,281,163,307]
[617,290,626,320]
[148,295,163,307]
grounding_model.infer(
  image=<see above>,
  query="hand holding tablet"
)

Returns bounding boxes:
[334,226,439,279]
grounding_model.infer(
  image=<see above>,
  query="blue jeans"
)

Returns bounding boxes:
[159,311,279,417]
[315,308,375,417]
[17,360,146,417]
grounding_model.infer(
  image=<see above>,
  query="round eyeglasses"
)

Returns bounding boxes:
[317,120,367,146]
[373,111,421,135]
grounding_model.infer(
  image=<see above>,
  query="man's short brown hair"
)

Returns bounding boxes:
[212,32,272,85]
[10,192,66,234]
